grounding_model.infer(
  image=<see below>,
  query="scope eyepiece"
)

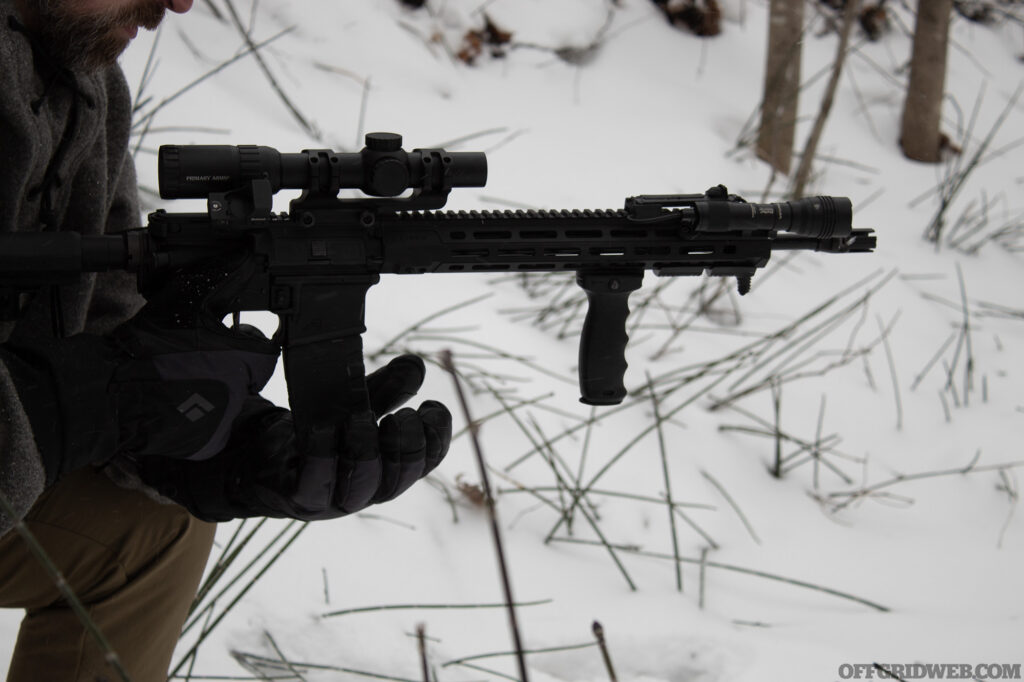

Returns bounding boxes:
[158,144,293,199]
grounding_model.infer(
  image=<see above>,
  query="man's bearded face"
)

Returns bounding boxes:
[24,0,166,72]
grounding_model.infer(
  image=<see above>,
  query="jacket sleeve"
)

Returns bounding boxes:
[0,18,47,537]
[0,364,47,536]
[84,66,145,336]
[0,59,144,536]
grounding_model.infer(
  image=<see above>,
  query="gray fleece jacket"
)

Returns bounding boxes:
[0,1,145,536]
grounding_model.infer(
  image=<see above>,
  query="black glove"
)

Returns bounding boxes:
[137,354,452,522]
[0,254,279,487]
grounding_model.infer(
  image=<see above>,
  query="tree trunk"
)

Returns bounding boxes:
[900,0,954,162]
[790,0,861,198]
[757,0,804,175]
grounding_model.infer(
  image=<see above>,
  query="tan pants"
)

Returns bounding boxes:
[0,468,216,682]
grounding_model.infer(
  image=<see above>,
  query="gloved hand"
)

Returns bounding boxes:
[0,253,279,487]
[136,354,452,522]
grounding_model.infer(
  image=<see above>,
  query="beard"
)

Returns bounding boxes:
[23,0,166,72]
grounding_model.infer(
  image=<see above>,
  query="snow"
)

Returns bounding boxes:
[3,0,1024,680]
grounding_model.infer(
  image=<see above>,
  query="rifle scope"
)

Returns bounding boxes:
[158,132,487,200]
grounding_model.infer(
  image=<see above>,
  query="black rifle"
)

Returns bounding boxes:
[0,133,874,442]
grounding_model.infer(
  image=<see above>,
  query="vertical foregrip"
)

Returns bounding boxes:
[576,271,644,406]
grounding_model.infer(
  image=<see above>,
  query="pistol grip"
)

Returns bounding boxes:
[576,271,643,406]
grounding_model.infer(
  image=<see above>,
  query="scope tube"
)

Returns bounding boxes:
[159,145,298,199]
[159,141,487,199]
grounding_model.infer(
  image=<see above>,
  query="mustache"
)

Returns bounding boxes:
[109,0,166,30]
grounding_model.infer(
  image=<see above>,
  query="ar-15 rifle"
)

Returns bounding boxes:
[0,133,874,444]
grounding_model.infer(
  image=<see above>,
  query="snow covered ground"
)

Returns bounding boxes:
[3,1,1023,680]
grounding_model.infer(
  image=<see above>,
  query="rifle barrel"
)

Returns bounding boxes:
[0,233,129,282]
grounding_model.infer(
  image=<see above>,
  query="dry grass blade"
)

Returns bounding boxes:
[449,393,560,442]
[919,84,1024,245]
[221,0,320,140]
[322,598,552,619]
[648,373,682,591]
[231,651,421,682]
[416,624,429,682]
[955,264,974,406]
[500,400,578,532]
[772,380,782,478]
[672,504,719,550]
[188,518,267,623]
[500,273,585,339]
[131,23,162,117]
[539,366,737,547]
[996,469,1019,548]
[448,661,520,682]
[414,333,574,387]
[723,270,893,389]
[171,522,308,678]
[500,486,715,511]
[184,519,277,636]
[440,350,531,682]
[614,271,886,419]
[910,330,957,391]
[441,641,597,670]
[504,395,642,472]
[812,394,827,488]
[518,419,640,590]
[592,621,618,682]
[982,210,1024,253]
[700,470,761,544]
[707,272,897,411]
[876,312,904,430]
[551,537,890,612]
[129,25,163,159]
[974,299,1024,321]
[490,466,638,592]
[824,452,1024,513]
[576,404,597,488]
[199,0,225,21]
[698,547,710,610]
[132,27,295,142]
[945,191,997,254]
[717,401,859,485]
[647,279,740,361]
[264,631,307,682]
[431,127,513,149]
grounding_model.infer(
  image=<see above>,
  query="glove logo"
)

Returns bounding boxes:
[178,393,215,422]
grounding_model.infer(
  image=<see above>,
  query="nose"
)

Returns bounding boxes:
[167,0,193,13]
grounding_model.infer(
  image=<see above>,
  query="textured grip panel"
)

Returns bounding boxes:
[576,271,643,406]
[279,277,379,445]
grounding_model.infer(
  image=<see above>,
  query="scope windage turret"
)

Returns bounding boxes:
[694,193,853,239]
[158,132,488,200]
